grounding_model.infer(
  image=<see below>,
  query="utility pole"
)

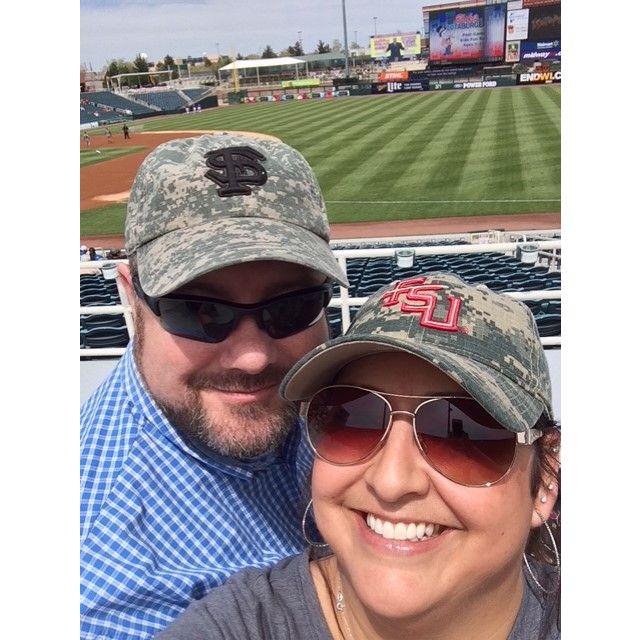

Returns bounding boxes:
[373,16,378,36]
[342,0,349,78]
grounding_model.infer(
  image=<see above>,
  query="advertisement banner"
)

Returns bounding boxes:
[281,78,320,88]
[429,78,455,90]
[369,32,421,60]
[506,8,529,40]
[429,3,506,65]
[378,71,409,82]
[520,40,560,61]
[518,70,561,84]
[523,0,557,7]
[506,41,521,62]
[372,79,429,94]
[528,3,561,41]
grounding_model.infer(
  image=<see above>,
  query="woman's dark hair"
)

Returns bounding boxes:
[526,416,561,638]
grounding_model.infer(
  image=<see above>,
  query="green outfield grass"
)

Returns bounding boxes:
[80,146,145,167]
[82,86,560,235]
[81,203,127,236]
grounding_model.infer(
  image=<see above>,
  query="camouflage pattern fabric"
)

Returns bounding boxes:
[125,133,348,297]
[282,273,553,433]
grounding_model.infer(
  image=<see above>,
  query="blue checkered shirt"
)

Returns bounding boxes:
[81,345,313,639]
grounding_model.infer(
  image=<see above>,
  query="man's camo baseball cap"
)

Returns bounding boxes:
[282,273,553,433]
[125,133,348,297]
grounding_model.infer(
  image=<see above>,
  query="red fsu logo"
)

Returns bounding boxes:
[381,278,462,332]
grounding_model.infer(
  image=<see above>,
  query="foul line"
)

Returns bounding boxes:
[325,199,561,204]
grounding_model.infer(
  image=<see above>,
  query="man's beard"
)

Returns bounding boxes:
[132,303,299,458]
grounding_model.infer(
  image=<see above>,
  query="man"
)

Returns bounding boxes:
[386,37,405,62]
[80,133,348,639]
[123,123,130,140]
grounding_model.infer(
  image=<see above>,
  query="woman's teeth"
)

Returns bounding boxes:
[366,513,441,541]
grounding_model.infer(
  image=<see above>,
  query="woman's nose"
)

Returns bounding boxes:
[363,413,432,505]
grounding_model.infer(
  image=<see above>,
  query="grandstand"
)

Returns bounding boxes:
[136,90,187,112]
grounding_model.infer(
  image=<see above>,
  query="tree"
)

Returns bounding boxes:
[261,44,277,58]
[133,54,150,86]
[203,57,213,67]
[164,54,175,67]
[156,61,166,71]
[316,40,331,54]
[331,39,343,54]
[287,40,304,56]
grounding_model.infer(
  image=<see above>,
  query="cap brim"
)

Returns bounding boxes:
[137,216,348,296]
[281,335,545,433]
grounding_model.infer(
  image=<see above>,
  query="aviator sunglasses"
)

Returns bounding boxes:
[133,275,333,343]
[303,385,542,487]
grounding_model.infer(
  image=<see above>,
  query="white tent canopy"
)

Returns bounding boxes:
[218,56,304,71]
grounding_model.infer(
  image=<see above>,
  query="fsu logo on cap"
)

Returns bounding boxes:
[381,277,462,332]
[204,146,268,196]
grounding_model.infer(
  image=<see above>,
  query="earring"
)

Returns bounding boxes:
[540,494,548,504]
[301,499,329,548]
[523,508,560,594]
[547,483,554,491]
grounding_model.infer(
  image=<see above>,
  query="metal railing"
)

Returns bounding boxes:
[80,238,562,357]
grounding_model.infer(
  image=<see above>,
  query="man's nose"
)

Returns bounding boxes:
[217,315,279,374]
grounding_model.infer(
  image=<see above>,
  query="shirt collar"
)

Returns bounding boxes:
[121,343,301,479]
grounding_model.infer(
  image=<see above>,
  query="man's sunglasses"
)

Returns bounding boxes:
[302,385,542,487]
[133,276,333,343]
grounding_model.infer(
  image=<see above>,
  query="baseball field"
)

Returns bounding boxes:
[80,85,560,237]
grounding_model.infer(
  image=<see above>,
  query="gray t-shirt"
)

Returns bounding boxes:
[156,550,560,639]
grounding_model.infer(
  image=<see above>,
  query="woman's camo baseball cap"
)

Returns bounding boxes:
[282,273,554,433]
[125,133,348,297]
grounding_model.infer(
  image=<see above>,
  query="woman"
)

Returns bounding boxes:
[157,273,560,640]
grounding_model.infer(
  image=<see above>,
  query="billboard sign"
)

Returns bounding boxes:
[506,8,529,40]
[378,71,409,82]
[281,78,320,88]
[518,70,561,84]
[429,3,506,65]
[505,41,521,62]
[523,0,557,7]
[520,40,560,61]
[528,3,561,41]
[370,32,421,60]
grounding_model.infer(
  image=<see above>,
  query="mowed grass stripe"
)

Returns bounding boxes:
[264,98,386,144]
[275,96,399,144]
[312,95,429,196]
[542,85,561,110]
[454,89,510,199]
[488,87,526,197]
[290,96,422,161]
[352,92,466,197]
[384,91,472,199]
[525,86,560,140]
[411,90,486,196]
[512,88,559,197]
[431,89,493,194]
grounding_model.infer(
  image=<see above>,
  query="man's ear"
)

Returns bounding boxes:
[530,430,560,528]
[117,262,138,320]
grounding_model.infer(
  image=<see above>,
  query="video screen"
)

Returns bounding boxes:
[527,3,561,41]
[429,4,507,65]
[370,32,421,61]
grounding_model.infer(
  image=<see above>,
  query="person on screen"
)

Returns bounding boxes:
[436,25,453,57]
[386,37,405,62]
[158,273,561,640]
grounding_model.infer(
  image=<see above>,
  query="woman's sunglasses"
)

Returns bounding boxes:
[133,276,333,343]
[302,385,542,487]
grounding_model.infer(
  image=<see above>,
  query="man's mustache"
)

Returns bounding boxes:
[186,366,290,394]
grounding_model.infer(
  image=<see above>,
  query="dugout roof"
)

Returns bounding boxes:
[218,56,304,71]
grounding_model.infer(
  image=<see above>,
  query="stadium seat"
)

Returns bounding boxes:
[84,326,130,349]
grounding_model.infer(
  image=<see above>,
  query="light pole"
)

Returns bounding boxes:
[297,30,302,51]
[373,16,377,36]
[341,0,349,78]
[355,30,358,47]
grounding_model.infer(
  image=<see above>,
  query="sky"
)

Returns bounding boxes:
[80,0,441,70]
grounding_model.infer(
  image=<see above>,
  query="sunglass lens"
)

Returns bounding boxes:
[307,386,389,464]
[157,299,236,343]
[415,399,516,485]
[263,290,328,339]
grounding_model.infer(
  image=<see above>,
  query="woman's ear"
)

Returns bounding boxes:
[531,429,560,528]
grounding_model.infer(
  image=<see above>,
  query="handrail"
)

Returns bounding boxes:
[80,238,562,357]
